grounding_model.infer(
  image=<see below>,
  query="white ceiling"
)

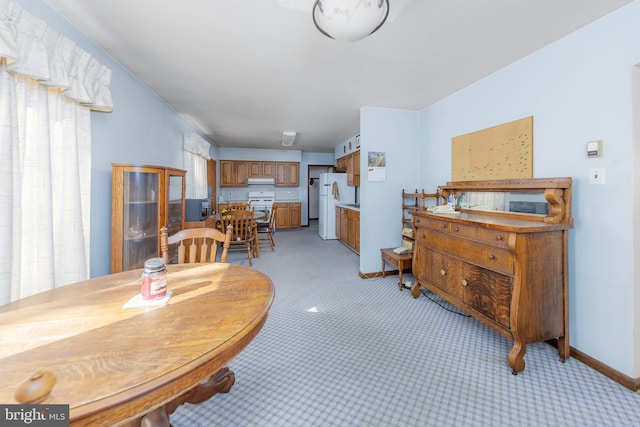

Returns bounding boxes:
[44,0,630,153]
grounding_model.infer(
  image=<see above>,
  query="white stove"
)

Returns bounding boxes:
[248,191,275,222]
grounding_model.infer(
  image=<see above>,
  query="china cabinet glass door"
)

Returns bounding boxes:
[122,170,160,271]
[166,174,184,235]
[112,164,186,273]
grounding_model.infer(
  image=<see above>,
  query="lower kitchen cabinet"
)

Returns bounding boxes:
[274,202,301,229]
[336,206,359,254]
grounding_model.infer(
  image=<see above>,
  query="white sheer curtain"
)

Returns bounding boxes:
[183,134,210,199]
[0,0,113,305]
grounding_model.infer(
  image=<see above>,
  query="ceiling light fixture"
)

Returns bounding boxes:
[312,0,390,42]
[282,131,296,147]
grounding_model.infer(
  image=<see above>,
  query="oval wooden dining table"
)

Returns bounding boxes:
[0,263,274,426]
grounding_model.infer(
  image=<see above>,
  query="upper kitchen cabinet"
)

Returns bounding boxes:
[275,162,299,187]
[351,150,360,186]
[111,164,185,273]
[220,160,248,187]
[249,161,275,178]
[337,150,360,186]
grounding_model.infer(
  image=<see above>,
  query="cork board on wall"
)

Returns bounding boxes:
[451,116,533,181]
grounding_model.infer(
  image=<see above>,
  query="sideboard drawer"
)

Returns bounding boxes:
[449,223,511,249]
[423,231,514,275]
[413,216,450,233]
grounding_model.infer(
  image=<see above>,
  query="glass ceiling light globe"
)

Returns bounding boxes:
[313,0,390,42]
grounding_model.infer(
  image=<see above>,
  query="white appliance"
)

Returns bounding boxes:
[318,173,355,239]
[248,191,275,223]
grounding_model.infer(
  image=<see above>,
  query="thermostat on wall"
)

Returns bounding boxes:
[587,140,603,158]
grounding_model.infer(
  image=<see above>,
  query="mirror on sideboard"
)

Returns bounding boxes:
[457,191,549,216]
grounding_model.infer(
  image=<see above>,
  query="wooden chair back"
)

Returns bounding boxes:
[219,201,251,212]
[160,225,232,264]
[219,208,256,265]
[257,203,277,251]
[221,209,255,241]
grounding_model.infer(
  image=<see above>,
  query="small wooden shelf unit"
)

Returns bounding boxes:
[381,189,439,296]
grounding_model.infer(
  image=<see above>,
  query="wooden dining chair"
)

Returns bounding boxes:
[256,204,276,251]
[160,225,232,264]
[219,201,251,212]
[219,208,256,266]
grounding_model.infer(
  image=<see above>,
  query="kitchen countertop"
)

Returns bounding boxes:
[336,203,360,211]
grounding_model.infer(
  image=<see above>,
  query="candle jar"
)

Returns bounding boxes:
[141,257,167,300]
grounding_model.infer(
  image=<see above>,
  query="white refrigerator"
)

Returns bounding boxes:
[318,173,355,239]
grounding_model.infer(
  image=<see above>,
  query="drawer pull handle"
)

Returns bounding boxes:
[454,227,459,232]
[488,254,496,260]
[461,279,468,287]
[441,224,446,229]
[496,235,504,241]
[440,269,446,276]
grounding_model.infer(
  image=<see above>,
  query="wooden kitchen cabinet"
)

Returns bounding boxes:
[220,160,248,186]
[346,154,354,186]
[249,161,274,178]
[339,207,348,242]
[338,150,360,187]
[336,206,342,240]
[275,162,299,187]
[220,160,234,187]
[336,206,359,254]
[234,161,248,186]
[274,202,301,229]
[410,177,573,374]
[352,150,360,186]
[111,164,186,273]
[207,159,216,211]
[223,160,296,186]
[289,202,301,228]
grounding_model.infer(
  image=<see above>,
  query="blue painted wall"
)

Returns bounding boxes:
[358,2,640,377]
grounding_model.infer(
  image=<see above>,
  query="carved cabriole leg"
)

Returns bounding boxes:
[508,233,526,374]
[557,336,568,363]
[410,282,421,298]
[558,228,570,363]
[508,341,526,375]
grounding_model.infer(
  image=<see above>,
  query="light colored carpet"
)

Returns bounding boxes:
[172,224,640,426]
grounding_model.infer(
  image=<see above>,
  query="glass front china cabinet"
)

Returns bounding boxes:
[111,164,186,273]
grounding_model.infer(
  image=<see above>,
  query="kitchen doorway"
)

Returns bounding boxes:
[308,165,334,223]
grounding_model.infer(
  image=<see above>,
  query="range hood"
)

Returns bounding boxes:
[247,177,275,185]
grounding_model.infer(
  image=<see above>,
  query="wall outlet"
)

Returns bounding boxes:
[228,191,233,197]
[589,167,605,185]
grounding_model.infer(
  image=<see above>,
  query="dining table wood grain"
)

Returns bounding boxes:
[0,263,274,426]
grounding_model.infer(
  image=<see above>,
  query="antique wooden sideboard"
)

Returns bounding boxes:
[411,178,573,374]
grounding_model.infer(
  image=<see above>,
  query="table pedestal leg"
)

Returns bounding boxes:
[137,367,236,427]
[170,367,235,410]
